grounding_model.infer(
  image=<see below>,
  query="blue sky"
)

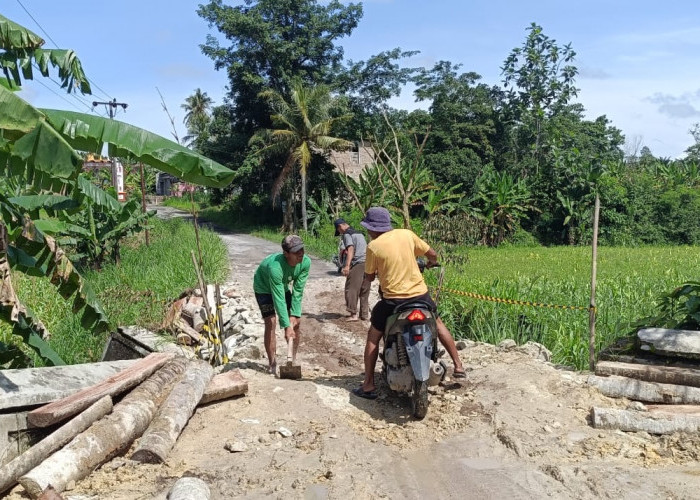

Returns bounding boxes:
[4,0,700,158]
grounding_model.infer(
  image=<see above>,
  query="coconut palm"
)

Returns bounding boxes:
[253,81,352,231]
[181,88,214,147]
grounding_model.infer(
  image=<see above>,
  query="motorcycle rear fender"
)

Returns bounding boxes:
[403,325,433,382]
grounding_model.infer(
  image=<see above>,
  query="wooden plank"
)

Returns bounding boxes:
[638,328,700,359]
[19,357,188,498]
[595,361,700,387]
[587,374,700,404]
[27,352,174,428]
[200,369,248,405]
[0,396,112,495]
[591,407,700,434]
[131,360,214,464]
[647,404,700,416]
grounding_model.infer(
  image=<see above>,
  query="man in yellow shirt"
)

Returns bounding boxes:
[353,207,466,399]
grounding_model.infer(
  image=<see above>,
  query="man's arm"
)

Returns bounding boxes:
[267,265,292,328]
[342,245,355,276]
[289,257,310,317]
[425,247,439,267]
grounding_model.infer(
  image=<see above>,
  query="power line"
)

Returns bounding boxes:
[14,0,60,48]
[15,0,115,103]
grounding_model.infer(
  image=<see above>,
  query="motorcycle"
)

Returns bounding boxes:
[380,261,447,419]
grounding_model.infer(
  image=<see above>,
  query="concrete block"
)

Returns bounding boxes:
[0,360,134,411]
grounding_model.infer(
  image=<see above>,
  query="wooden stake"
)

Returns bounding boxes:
[589,193,600,371]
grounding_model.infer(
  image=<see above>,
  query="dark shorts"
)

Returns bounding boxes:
[255,291,292,319]
[370,292,437,332]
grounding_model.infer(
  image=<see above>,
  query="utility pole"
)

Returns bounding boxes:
[92,99,129,202]
[92,98,128,119]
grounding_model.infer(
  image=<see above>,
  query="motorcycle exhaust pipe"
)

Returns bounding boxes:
[428,361,445,386]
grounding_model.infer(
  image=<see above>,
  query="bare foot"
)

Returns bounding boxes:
[346,314,359,322]
[268,362,277,375]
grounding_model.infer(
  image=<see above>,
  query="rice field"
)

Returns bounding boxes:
[431,245,700,370]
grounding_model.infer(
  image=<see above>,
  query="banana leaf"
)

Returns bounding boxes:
[0,14,90,93]
[41,110,235,188]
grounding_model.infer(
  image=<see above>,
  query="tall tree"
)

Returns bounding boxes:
[181,88,214,148]
[252,81,352,231]
[501,23,578,174]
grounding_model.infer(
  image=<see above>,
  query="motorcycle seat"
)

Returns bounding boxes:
[392,300,434,314]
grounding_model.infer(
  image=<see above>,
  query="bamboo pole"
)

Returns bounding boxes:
[139,162,150,246]
[589,193,600,371]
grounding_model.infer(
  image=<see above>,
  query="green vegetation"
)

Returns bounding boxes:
[2,218,228,366]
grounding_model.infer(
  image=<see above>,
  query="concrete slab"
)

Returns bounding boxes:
[101,326,195,361]
[0,360,135,411]
[0,411,30,465]
[638,328,700,359]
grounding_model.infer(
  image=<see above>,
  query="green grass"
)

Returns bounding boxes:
[162,197,200,213]
[3,218,229,366]
[434,245,700,369]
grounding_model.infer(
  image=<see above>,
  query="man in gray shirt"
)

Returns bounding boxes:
[334,218,370,321]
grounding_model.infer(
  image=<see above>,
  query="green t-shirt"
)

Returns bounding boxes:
[253,253,311,328]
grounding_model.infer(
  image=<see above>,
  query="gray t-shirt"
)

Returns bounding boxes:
[341,228,367,266]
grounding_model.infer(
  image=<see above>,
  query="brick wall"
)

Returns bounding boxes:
[328,143,374,180]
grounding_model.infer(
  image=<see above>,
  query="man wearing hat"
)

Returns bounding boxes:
[253,235,311,375]
[353,207,466,398]
[334,218,370,321]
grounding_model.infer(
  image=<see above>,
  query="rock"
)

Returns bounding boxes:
[627,401,647,412]
[278,427,293,438]
[516,341,552,362]
[498,339,517,350]
[456,340,474,350]
[234,344,262,360]
[224,440,248,453]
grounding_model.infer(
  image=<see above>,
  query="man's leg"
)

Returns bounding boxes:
[292,319,301,359]
[436,318,465,374]
[345,265,363,319]
[358,271,371,320]
[263,316,277,373]
[361,325,383,392]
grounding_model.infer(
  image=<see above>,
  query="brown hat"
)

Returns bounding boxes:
[282,234,304,253]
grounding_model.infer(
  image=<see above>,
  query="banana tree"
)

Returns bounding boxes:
[0,16,234,366]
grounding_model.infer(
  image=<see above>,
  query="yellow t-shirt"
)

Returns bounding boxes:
[365,229,431,299]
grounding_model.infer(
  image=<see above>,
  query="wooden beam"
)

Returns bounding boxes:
[131,360,213,464]
[595,361,700,388]
[19,357,188,498]
[28,352,174,428]
[591,406,700,434]
[588,374,700,404]
[0,397,112,495]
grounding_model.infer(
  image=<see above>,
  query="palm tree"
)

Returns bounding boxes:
[254,81,352,231]
[181,88,213,147]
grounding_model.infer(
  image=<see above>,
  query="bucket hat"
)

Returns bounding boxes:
[360,207,393,233]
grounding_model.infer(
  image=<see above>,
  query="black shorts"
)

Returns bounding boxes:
[370,292,437,332]
[255,291,292,319]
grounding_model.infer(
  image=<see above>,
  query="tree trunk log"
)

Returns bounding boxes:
[19,357,188,498]
[596,361,700,388]
[28,352,174,428]
[200,369,248,405]
[131,360,213,464]
[0,396,112,495]
[168,476,211,500]
[587,374,700,404]
[647,404,700,416]
[591,407,700,434]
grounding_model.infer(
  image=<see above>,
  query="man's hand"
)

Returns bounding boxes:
[284,325,296,341]
[342,265,350,276]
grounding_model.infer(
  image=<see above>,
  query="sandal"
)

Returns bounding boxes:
[352,387,378,400]
[452,368,467,379]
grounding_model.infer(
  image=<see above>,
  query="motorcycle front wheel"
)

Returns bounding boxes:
[411,380,429,419]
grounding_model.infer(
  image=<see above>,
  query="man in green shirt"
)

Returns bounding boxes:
[253,235,311,375]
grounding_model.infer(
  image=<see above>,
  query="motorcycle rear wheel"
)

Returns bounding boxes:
[411,380,429,419]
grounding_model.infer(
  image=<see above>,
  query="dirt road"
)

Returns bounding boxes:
[12,214,700,499]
